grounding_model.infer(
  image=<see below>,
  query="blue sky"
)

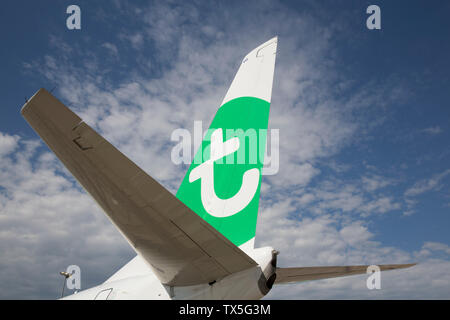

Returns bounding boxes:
[0,0,449,299]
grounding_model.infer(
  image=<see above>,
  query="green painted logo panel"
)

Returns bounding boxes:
[176,97,270,246]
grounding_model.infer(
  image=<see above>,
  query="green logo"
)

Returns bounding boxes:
[176,97,270,246]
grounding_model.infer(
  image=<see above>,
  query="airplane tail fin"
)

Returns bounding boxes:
[274,263,416,284]
[176,37,278,250]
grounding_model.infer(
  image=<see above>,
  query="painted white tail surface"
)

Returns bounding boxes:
[222,36,278,105]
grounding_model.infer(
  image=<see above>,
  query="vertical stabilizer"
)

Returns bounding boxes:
[176,37,278,249]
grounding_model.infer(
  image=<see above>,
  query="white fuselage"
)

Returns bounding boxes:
[62,246,276,300]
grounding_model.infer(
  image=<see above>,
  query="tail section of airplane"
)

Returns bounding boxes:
[176,37,278,249]
[21,36,417,300]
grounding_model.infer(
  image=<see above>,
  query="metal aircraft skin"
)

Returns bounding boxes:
[21,37,415,300]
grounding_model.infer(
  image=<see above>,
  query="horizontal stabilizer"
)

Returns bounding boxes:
[275,264,416,284]
[21,88,257,286]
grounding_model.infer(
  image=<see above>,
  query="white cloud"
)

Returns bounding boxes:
[257,196,450,299]
[415,242,450,258]
[360,196,401,216]
[101,42,119,58]
[300,179,401,217]
[421,126,443,135]
[405,169,450,197]
[361,175,395,192]
[298,193,315,205]
[0,134,133,298]
[0,132,19,157]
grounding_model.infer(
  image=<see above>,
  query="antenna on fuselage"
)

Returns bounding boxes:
[59,271,71,298]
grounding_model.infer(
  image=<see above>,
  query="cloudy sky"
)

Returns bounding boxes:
[1,0,449,299]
